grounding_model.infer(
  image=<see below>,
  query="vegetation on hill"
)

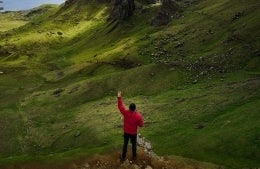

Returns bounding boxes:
[0,0,259,168]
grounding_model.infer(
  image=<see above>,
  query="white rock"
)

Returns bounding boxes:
[133,164,140,169]
[84,163,90,168]
[145,165,153,169]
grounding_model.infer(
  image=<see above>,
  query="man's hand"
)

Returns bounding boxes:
[118,91,122,97]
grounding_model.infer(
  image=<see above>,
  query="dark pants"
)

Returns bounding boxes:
[122,132,137,159]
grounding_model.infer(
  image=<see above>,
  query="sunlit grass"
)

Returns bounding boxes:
[0,13,28,32]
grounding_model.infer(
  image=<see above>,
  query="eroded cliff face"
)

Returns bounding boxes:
[109,0,135,20]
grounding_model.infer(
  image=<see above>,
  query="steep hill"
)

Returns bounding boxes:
[0,0,259,168]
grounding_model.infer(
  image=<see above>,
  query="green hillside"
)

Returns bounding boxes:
[0,0,259,168]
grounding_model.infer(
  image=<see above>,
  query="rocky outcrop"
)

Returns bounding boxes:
[109,0,136,20]
[151,0,182,26]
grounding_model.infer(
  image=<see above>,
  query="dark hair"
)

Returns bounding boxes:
[129,103,136,111]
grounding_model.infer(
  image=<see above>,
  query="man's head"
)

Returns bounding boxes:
[129,103,136,111]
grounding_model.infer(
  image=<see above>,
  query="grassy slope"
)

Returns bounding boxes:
[0,9,37,32]
[0,0,259,168]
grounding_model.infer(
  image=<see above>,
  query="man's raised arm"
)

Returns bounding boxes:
[117,91,126,114]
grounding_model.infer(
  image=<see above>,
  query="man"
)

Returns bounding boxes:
[117,91,143,161]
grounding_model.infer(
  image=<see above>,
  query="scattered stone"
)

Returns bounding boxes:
[63,124,68,129]
[195,124,205,129]
[221,120,231,128]
[120,159,130,167]
[207,29,214,34]
[115,124,122,128]
[170,67,176,71]
[57,31,63,36]
[83,163,90,168]
[137,134,157,158]
[133,164,141,169]
[144,33,151,39]
[145,142,152,151]
[192,79,198,84]
[145,165,153,169]
[52,88,64,97]
[231,12,244,21]
[254,50,260,56]
[74,130,81,137]
[68,85,80,94]
[175,42,184,48]
[57,71,64,78]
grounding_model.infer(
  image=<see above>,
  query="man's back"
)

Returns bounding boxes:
[117,96,143,135]
[117,91,143,161]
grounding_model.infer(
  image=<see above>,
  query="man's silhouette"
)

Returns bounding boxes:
[117,91,143,161]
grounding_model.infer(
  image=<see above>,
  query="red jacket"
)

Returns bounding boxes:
[117,97,143,135]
